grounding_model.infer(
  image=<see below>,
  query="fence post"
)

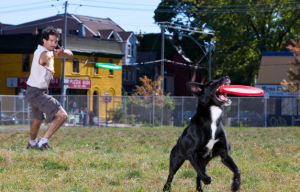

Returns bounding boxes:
[264,98,267,127]
[152,91,155,127]
[292,98,294,126]
[98,91,100,127]
[237,97,240,127]
[22,97,25,125]
[86,95,88,126]
[124,96,127,128]
[161,97,163,127]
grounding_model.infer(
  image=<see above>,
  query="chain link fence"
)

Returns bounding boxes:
[1,95,299,127]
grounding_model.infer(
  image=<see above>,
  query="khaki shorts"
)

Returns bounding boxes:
[25,86,63,121]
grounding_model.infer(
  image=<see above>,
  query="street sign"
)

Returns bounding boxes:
[264,92,270,99]
[103,97,110,104]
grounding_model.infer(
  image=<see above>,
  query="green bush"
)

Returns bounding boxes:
[182,121,187,127]
[154,118,161,126]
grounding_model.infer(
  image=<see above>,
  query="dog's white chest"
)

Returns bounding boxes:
[210,106,222,140]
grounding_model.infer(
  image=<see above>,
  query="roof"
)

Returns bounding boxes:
[0,14,139,45]
[257,52,297,84]
[72,15,125,33]
[0,14,125,37]
[118,32,132,41]
[0,33,124,57]
[66,35,124,56]
[0,23,13,28]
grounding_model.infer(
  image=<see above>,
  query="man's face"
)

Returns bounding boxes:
[43,35,58,51]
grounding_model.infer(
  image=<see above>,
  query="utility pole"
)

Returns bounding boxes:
[161,26,165,92]
[61,1,68,108]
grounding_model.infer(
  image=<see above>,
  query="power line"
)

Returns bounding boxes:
[69,3,155,12]
[155,6,300,14]
[0,4,61,14]
[81,0,158,7]
[160,1,300,8]
[67,3,300,14]
[0,0,55,9]
[78,0,300,9]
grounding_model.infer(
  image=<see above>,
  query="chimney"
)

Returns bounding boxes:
[78,23,85,37]
[32,28,39,35]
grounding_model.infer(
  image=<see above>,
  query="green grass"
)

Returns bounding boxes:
[0,126,300,191]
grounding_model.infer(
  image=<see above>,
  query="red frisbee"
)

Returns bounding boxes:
[220,85,264,96]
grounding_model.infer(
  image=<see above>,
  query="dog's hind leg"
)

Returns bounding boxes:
[163,145,185,191]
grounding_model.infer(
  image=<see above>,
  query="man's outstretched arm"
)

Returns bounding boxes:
[53,46,73,58]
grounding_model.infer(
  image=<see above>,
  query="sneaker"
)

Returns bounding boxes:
[26,142,38,150]
[39,143,51,151]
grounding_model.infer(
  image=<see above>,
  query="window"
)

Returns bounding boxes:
[94,58,98,74]
[109,59,113,75]
[123,70,128,81]
[122,69,134,81]
[22,55,30,72]
[73,58,79,73]
[164,78,167,91]
[130,70,134,81]
[127,44,134,57]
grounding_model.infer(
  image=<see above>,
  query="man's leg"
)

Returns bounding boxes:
[38,109,68,150]
[30,118,43,140]
[43,108,68,139]
[27,118,43,149]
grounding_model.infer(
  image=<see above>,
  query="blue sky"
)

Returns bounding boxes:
[0,0,162,34]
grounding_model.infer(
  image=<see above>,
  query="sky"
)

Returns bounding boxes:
[0,0,162,34]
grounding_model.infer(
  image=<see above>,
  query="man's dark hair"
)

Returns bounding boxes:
[42,26,60,42]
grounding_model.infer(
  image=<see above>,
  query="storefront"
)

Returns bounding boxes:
[6,77,61,95]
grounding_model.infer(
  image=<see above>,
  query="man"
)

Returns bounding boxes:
[25,27,73,150]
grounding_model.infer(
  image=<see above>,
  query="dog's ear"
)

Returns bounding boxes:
[187,82,203,94]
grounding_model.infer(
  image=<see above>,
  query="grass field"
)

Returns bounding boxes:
[0,126,299,191]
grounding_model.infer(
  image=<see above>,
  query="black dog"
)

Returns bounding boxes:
[163,76,240,192]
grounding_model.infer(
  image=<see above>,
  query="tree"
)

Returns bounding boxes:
[154,0,300,85]
[281,40,300,93]
[131,76,174,110]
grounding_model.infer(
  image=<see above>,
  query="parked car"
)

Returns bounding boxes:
[294,118,300,126]
[0,113,19,125]
[174,111,195,126]
[231,112,264,127]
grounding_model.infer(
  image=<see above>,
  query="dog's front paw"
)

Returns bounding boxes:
[203,176,212,185]
[231,175,240,191]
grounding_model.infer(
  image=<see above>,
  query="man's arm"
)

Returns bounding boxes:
[53,46,73,58]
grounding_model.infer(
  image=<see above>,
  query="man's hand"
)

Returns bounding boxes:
[54,46,65,57]
[53,46,73,58]
[44,66,55,80]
